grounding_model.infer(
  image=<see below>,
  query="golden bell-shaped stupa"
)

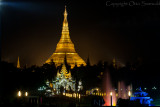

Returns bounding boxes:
[46,6,86,68]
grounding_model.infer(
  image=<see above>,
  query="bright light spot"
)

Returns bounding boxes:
[116,93,118,97]
[110,92,112,96]
[128,91,131,97]
[152,86,157,90]
[25,92,28,96]
[46,89,51,92]
[18,91,21,97]
[79,81,82,85]
[77,93,79,97]
[38,87,43,91]
[79,94,81,99]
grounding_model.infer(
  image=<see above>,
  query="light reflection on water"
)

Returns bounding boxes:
[151,99,160,106]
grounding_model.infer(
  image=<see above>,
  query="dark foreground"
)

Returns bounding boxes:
[0,95,156,107]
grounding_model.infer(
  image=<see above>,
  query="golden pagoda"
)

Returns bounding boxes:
[46,6,86,68]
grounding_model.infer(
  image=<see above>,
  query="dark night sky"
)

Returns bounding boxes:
[1,0,160,67]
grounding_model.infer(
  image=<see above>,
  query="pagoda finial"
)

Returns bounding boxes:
[65,5,67,12]
[63,6,68,29]
[64,5,67,17]
[17,56,20,68]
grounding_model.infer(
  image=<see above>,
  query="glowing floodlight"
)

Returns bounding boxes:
[25,92,28,96]
[18,91,22,97]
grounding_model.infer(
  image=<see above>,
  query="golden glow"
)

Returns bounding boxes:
[73,93,76,98]
[17,56,20,68]
[77,93,78,97]
[25,92,28,96]
[46,6,86,68]
[79,94,81,99]
[116,93,118,97]
[54,53,75,54]
[18,91,21,97]
[49,83,53,88]
[65,93,73,97]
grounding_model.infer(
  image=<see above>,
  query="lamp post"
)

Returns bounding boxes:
[110,91,112,106]
[128,90,131,100]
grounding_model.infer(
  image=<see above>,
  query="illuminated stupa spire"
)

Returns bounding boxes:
[46,6,86,68]
[17,56,20,68]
